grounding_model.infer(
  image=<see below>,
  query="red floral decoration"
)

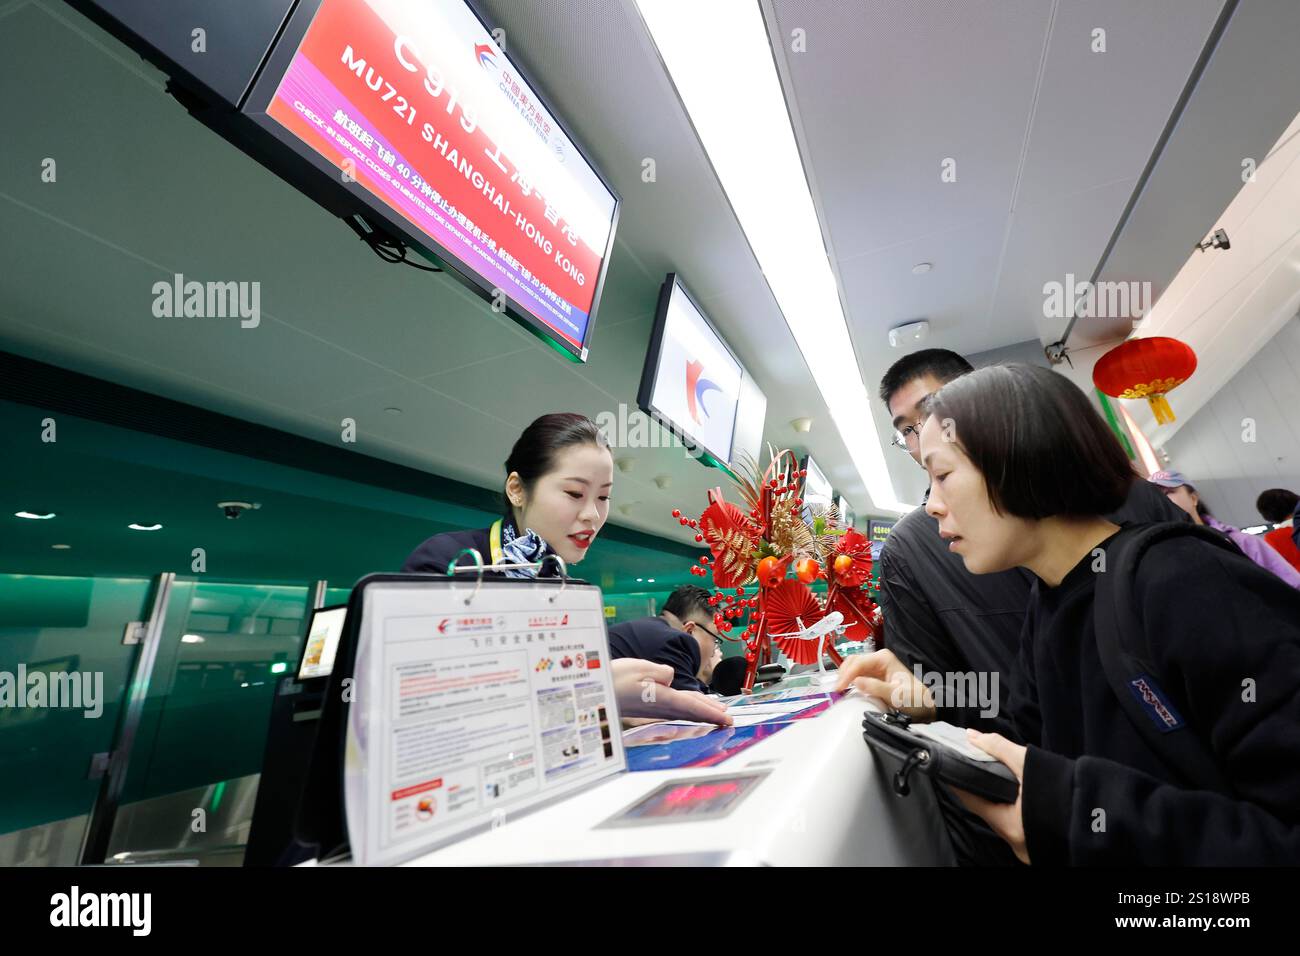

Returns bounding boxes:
[667,448,881,691]
[831,528,873,587]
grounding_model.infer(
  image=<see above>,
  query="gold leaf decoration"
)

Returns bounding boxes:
[768,504,814,557]
[711,528,757,587]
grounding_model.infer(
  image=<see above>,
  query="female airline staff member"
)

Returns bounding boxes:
[403,412,615,576]
[402,411,731,727]
[838,364,1300,865]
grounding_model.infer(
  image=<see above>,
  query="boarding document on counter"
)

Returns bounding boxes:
[343,578,625,865]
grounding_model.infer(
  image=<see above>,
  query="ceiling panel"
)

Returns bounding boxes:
[769,0,1052,256]
[1011,0,1224,211]
[769,0,1226,421]
[0,0,1256,533]
[836,217,1008,356]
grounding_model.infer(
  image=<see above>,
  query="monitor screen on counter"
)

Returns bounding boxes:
[298,605,348,680]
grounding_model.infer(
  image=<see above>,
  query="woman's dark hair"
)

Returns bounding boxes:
[925,363,1134,519]
[1257,488,1299,523]
[505,413,610,504]
[1166,478,1212,520]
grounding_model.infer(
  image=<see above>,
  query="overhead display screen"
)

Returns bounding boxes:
[245,0,619,358]
[801,455,833,525]
[638,275,744,466]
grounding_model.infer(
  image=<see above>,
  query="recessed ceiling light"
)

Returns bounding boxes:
[647,578,656,584]
[128,523,164,532]
[636,577,644,582]
[385,407,403,415]
[181,634,206,644]
[51,544,71,550]
[912,262,933,274]
[15,511,55,520]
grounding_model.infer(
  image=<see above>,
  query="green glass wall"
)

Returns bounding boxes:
[0,574,153,863]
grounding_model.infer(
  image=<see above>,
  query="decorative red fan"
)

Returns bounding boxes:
[764,579,825,665]
[698,492,760,589]
[828,587,875,643]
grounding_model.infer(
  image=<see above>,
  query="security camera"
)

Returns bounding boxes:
[217,501,258,520]
[1195,228,1230,253]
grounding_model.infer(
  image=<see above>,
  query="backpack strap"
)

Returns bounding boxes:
[1092,522,1236,794]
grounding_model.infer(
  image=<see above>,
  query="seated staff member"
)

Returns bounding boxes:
[1256,487,1300,574]
[842,364,1300,865]
[1151,471,1300,588]
[403,412,613,575]
[402,413,730,727]
[608,585,724,694]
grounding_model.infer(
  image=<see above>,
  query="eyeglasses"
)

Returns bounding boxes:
[695,622,724,650]
[890,418,925,450]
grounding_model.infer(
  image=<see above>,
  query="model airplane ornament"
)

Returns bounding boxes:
[767,611,853,682]
[667,446,882,692]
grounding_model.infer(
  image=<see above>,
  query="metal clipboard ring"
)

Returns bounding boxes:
[541,554,568,602]
[447,548,486,606]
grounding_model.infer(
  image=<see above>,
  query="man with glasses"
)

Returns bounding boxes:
[608,585,724,693]
[857,349,1185,865]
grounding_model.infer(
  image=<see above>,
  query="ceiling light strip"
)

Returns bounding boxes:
[634,0,910,513]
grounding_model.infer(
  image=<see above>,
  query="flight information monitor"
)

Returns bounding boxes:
[243,0,620,359]
[638,274,744,467]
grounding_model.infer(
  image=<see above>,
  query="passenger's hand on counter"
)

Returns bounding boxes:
[950,730,1029,865]
[611,658,733,726]
[833,649,936,721]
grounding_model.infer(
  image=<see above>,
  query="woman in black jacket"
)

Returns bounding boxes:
[838,363,1300,865]
[403,412,614,576]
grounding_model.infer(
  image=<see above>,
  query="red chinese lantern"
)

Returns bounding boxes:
[1093,337,1197,425]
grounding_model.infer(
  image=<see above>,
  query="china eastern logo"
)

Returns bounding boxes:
[475,43,496,69]
[685,360,722,424]
[437,616,493,635]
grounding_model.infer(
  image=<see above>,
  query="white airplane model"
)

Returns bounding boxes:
[767,610,846,643]
[767,611,853,681]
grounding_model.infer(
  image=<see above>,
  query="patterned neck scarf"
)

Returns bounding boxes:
[498,515,559,578]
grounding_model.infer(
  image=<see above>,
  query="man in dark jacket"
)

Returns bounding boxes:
[608,585,722,695]
[870,349,1190,865]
